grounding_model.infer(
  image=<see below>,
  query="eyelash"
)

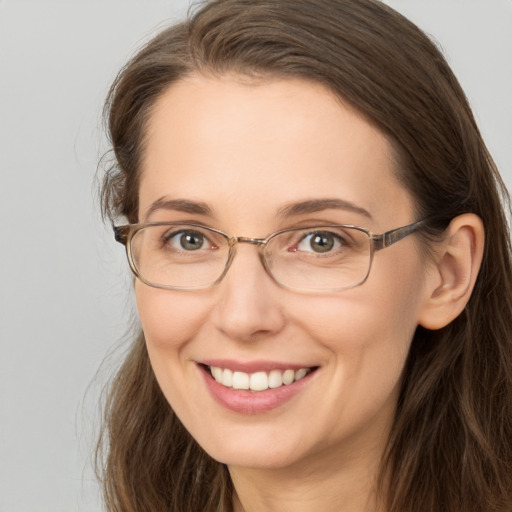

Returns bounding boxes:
[161,229,214,251]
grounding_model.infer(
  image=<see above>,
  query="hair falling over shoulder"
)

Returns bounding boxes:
[97,1,512,511]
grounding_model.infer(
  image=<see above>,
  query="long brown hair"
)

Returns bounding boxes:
[97,1,512,511]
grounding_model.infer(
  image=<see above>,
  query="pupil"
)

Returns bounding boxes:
[311,233,333,253]
[181,232,203,250]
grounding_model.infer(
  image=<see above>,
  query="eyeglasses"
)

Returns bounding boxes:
[113,219,428,293]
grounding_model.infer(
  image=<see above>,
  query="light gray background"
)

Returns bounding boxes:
[0,1,510,511]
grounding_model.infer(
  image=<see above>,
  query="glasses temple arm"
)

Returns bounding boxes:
[372,219,429,251]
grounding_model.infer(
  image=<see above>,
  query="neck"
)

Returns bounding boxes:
[229,438,388,512]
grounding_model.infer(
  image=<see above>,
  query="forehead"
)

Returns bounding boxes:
[139,74,413,230]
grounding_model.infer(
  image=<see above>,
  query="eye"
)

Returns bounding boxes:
[296,231,343,253]
[165,229,211,251]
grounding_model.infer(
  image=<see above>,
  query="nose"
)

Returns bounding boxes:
[211,243,286,343]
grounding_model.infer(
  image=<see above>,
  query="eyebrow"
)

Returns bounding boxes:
[277,198,373,219]
[144,198,213,221]
[143,197,372,222]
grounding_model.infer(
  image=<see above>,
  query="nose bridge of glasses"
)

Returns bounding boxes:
[221,236,271,284]
[229,236,267,247]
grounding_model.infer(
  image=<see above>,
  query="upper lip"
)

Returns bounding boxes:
[200,359,317,373]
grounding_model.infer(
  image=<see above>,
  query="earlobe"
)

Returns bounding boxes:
[418,213,485,330]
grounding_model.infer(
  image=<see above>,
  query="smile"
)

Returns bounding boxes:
[200,362,318,414]
[209,366,311,391]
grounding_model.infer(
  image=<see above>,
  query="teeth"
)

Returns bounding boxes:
[294,368,308,381]
[209,366,311,391]
[282,369,295,385]
[211,366,223,381]
[250,371,268,391]
[232,371,249,390]
[268,369,283,388]
[223,369,233,387]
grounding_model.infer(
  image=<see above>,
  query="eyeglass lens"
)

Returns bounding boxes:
[129,224,372,292]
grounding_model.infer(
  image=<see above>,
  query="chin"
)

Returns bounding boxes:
[210,445,306,471]
[190,421,318,470]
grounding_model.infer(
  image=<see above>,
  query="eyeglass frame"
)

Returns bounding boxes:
[113,218,430,293]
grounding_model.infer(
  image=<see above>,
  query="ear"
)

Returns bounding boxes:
[418,213,485,330]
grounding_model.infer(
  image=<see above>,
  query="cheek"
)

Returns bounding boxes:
[134,284,212,417]
[293,250,424,396]
[296,253,422,342]
[135,283,208,348]
[297,291,417,390]
[134,284,212,408]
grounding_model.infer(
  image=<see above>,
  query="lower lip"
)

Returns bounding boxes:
[200,365,315,415]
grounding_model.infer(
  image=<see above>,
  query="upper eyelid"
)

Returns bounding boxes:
[161,225,220,240]
[162,225,229,248]
[296,229,352,244]
[140,222,369,236]
[140,222,227,237]
[296,229,345,239]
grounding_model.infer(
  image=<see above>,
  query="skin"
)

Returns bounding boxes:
[135,75,447,512]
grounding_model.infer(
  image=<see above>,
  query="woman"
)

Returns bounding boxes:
[97,0,512,511]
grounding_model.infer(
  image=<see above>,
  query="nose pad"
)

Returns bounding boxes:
[219,238,270,284]
[212,243,286,342]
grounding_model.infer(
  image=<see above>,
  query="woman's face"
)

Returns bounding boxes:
[136,75,430,472]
